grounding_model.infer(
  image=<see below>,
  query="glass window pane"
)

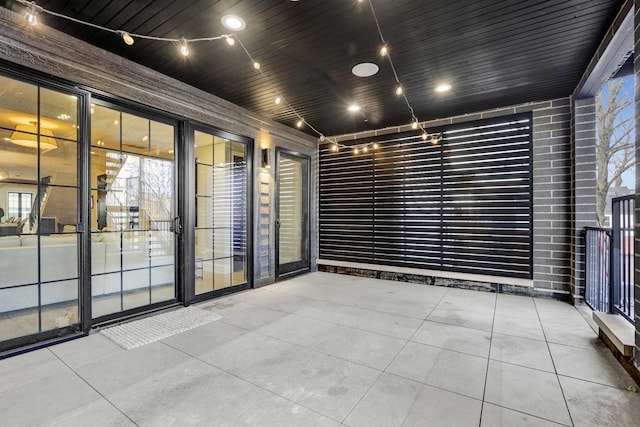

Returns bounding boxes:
[196,164,213,196]
[40,234,78,282]
[194,131,214,165]
[92,272,121,317]
[214,258,232,290]
[0,235,37,287]
[0,76,37,132]
[195,259,214,295]
[101,231,122,274]
[91,105,121,150]
[123,270,150,311]
[0,285,39,340]
[41,279,78,330]
[214,229,231,258]
[150,230,173,267]
[40,88,78,142]
[40,186,77,233]
[195,229,213,259]
[41,140,78,187]
[122,113,149,155]
[0,126,38,183]
[122,231,149,270]
[151,266,174,303]
[196,196,213,228]
[149,121,174,159]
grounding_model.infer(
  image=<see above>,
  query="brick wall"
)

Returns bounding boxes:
[571,97,598,303]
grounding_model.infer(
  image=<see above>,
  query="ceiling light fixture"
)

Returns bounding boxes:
[435,83,452,93]
[348,105,361,112]
[180,39,189,56]
[352,63,379,77]
[221,15,246,31]
[11,123,57,151]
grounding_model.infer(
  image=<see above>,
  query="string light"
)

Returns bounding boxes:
[119,31,134,46]
[421,132,428,141]
[24,2,40,26]
[180,39,189,56]
[225,35,235,46]
[379,45,388,56]
[296,119,304,128]
[353,147,359,154]
[395,85,403,95]
[373,142,379,149]
[362,146,368,153]
[331,144,339,152]
[253,61,261,70]
[275,96,282,105]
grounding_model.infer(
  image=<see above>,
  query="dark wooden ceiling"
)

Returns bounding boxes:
[2,0,625,137]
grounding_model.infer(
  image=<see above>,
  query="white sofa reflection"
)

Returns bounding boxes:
[0,231,174,313]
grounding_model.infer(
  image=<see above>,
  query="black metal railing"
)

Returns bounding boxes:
[584,227,611,313]
[611,195,635,321]
[584,195,635,322]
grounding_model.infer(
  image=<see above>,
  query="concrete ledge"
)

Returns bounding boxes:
[592,312,635,357]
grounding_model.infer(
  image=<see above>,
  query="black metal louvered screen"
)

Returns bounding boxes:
[319,113,533,279]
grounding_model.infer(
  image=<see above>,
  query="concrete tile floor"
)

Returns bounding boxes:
[1,271,639,426]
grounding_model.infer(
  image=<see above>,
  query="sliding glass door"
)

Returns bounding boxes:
[90,102,177,320]
[0,73,83,350]
[193,129,250,297]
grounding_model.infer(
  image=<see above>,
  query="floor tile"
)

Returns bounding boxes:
[343,372,423,427]
[493,314,545,341]
[0,347,70,394]
[401,383,483,427]
[287,298,423,340]
[484,360,572,425]
[541,320,600,349]
[161,320,247,357]
[49,333,125,370]
[255,314,406,370]
[386,341,487,399]
[75,341,192,396]
[490,333,555,373]
[108,358,255,426]
[202,297,291,330]
[549,342,635,389]
[427,304,495,332]
[0,370,102,427]
[201,332,380,419]
[42,399,136,427]
[559,375,640,427]
[411,320,492,357]
[495,294,539,320]
[480,402,566,426]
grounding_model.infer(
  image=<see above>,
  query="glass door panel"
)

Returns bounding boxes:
[277,150,310,278]
[90,104,177,319]
[194,130,247,295]
[0,74,82,349]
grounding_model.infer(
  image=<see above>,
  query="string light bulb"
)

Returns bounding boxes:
[395,85,403,95]
[120,31,134,46]
[353,147,359,154]
[421,132,428,141]
[296,119,304,128]
[380,45,388,56]
[225,36,235,46]
[319,135,325,142]
[275,96,282,105]
[331,144,339,152]
[431,135,439,145]
[363,146,368,153]
[180,39,189,56]
[411,120,418,130]
[373,142,379,149]
[253,61,261,70]
[24,2,39,26]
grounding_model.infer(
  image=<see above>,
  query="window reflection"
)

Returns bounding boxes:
[194,131,247,294]
[90,104,176,318]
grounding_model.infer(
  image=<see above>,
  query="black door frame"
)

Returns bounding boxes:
[183,122,254,304]
[275,148,310,280]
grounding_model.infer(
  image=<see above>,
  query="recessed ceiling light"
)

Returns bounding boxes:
[348,105,361,112]
[222,15,246,31]
[435,83,452,93]
[352,63,379,77]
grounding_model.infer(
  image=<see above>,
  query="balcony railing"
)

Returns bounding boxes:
[584,195,635,322]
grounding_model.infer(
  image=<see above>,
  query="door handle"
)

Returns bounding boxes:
[172,217,182,235]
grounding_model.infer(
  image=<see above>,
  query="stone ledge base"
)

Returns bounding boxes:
[599,330,640,387]
[318,265,570,301]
